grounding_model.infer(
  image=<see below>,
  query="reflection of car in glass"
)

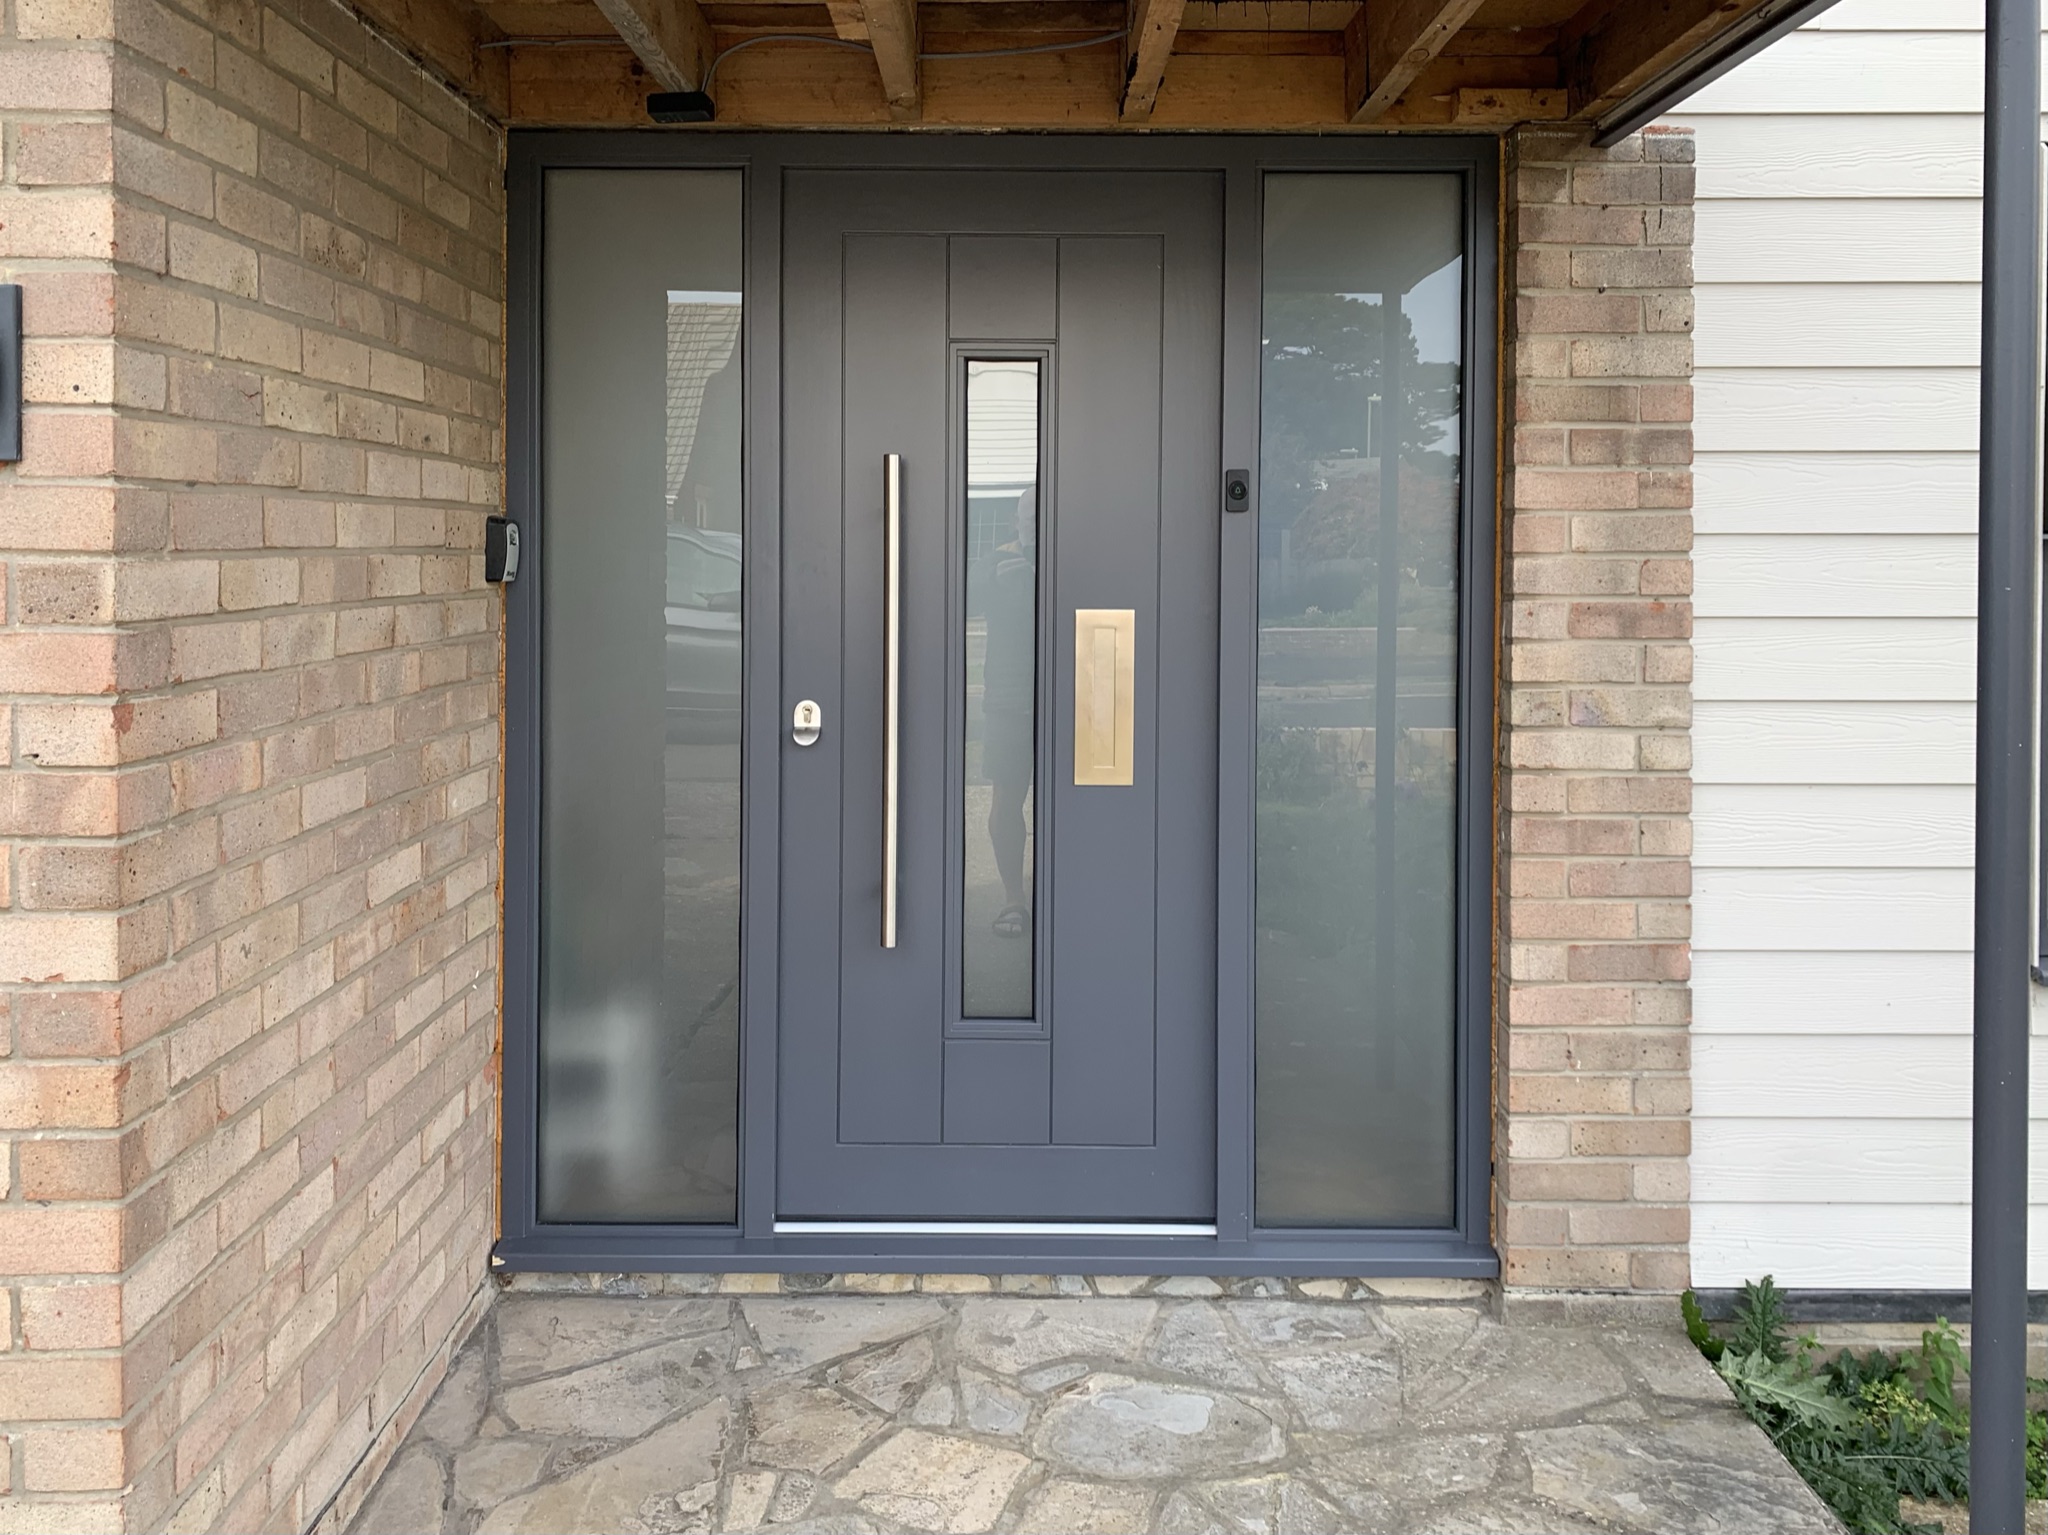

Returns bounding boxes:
[666,526,741,741]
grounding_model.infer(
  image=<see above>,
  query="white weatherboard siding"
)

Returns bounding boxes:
[1671,0,2048,1291]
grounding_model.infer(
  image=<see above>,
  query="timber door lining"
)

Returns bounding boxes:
[497,133,1501,1277]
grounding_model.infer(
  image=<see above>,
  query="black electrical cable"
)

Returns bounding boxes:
[702,29,1125,88]
[482,28,1130,88]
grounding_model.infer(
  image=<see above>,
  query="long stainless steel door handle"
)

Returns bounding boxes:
[882,453,902,949]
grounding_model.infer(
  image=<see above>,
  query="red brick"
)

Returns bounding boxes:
[1571,1118,1691,1158]
[1569,1204,1689,1246]
[0,1207,121,1275]
[1567,861,1690,899]
[20,1137,125,1199]
[1504,1249,1633,1289]
[1507,1161,1632,1202]
[0,1355,123,1419]
[20,1284,122,1349]
[1565,600,1690,639]
[0,632,118,694]
[1513,469,1640,512]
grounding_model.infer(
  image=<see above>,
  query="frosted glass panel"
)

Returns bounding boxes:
[1254,174,1463,1228]
[538,170,743,1224]
[962,359,1040,1019]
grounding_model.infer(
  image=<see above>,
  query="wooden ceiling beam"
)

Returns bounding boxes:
[351,0,510,116]
[864,0,923,118]
[1568,0,1754,119]
[589,0,715,88]
[1119,0,1189,122]
[1345,0,1490,123]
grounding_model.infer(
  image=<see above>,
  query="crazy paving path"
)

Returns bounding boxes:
[349,1288,1839,1533]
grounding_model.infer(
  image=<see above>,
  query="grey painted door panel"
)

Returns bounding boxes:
[778,171,1222,1221]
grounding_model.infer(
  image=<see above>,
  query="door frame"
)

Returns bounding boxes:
[498,132,1501,1277]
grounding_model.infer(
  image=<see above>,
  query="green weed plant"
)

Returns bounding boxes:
[1679,1277,2021,1535]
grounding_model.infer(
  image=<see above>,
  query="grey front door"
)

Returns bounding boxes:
[778,171,1222,1224]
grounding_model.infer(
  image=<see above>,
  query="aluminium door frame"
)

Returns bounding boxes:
[499,131,1500,1277]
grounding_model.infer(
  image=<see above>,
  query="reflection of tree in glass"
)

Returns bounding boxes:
[1260,291,1462,620]
[1256,768,1453,962]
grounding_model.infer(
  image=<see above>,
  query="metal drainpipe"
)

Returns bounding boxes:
[1974,0,2040,1526]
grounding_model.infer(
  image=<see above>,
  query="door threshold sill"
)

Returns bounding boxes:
[772,1221,1219,1237]
[494,1229,1502,1278]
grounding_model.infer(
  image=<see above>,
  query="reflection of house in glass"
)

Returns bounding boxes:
[661,290,744,740]
[965,359,1038,560]
[665,289,743,531]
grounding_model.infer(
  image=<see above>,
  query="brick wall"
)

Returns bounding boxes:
[0,0,505,1523]
[1499,125,1696,1293]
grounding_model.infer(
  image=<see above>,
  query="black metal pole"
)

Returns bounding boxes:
[1974,0,2040,1528]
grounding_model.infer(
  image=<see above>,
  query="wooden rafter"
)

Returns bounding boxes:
[864,0,923,119]
[1344,0,1491,123]
[825,0,869,41]
[1119,0,1189,122]
[1567,0,1757,120]
[590,0,716,90]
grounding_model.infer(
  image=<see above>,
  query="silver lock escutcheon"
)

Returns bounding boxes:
[792,699,822,746]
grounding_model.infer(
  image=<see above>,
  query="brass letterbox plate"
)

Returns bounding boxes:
[1073,607,1135,787]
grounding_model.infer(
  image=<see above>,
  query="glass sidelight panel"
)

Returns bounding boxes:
[962,359,1040,1019]
[1254,175,1464,1228]
[537,170,743,1223]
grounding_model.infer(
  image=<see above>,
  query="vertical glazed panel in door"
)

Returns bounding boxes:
[536,169,744,1225]
[961,357,1042,1022]
[1253,173,1466,1229]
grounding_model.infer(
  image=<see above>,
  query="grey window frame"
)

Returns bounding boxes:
[499,132,1501,1278]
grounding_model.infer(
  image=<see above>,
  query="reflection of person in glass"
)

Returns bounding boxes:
[975,487,1036,939]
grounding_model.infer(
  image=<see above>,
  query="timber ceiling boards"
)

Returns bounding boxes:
[399,0,1786,129]
[477,0,610,36]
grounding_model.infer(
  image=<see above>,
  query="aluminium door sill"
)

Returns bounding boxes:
[771,1221,1219,1237]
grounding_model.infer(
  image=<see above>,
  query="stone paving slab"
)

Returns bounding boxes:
[350,1290,1842,1534]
